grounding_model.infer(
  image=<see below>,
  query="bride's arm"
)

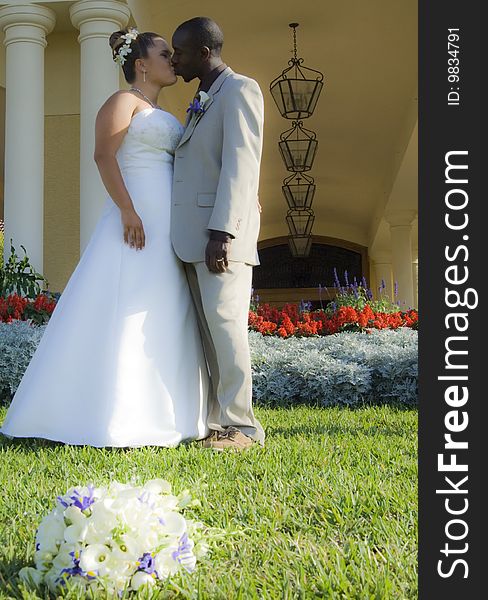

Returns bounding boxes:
[94,92,145,250]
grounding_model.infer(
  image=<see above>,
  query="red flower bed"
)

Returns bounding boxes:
[248,302,418,338]
[1,293,419,335]
[0,293,57,324]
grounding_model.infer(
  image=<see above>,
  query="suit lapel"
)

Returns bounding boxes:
[178,110,201,147]
[177,68,234,148]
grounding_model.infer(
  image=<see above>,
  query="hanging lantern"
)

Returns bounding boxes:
[270,23,324,120]
[286,208,315,237]
[282,172,315,210]
[288,235,313,257]
[279,121,318,172]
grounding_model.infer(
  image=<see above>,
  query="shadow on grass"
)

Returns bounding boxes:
[255,399,417,411]
[0,434,158,455]
[0,433,204,457]
[1,403,417,454]
[0,559,30,600]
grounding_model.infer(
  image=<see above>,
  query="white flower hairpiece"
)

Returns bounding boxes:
[113,28,139,66]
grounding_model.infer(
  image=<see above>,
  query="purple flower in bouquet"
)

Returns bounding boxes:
[172,533,196,572]
[61,551,93,579]
[137,552,157,575]
[69,485,96,512]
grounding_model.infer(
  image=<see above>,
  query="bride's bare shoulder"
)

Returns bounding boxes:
[96,93,142,136]
[99,90,138,113]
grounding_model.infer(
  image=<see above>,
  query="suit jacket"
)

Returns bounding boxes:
[171,67,264,265]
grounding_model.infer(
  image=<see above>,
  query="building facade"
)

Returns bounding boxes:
[0,0,418,307]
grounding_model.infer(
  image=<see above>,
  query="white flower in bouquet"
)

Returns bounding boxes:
[86,498,117,541]
[18,566,43,589]
[143,478,172,495]
[131,570,157,591]
[63,505,86,525]
[79,544,112,576]
[18,479,212,594]
[52,543,79,571]
[34,548,54,572]
[64,520,89,544]
[36,513,65,553]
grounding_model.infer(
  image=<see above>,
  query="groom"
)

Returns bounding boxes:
[170,17,265,450]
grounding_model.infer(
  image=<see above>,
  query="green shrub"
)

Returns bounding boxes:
[0,241,48,299]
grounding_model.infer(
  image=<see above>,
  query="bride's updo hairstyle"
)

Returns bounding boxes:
[109,28,162,83]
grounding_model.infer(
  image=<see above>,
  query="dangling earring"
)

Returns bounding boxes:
[143,70,146,83]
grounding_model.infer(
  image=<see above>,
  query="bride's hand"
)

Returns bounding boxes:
[121,208,145,250]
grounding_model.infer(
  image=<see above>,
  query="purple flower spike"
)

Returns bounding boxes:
[344,270,349,286]
[333,267,340,288]
[380,279,386,290]
[394,281,399,296]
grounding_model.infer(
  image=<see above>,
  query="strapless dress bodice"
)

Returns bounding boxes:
[116,108,184,172]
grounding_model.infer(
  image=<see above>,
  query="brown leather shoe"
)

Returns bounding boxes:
[198,430,220,447]
[203,426,254,452]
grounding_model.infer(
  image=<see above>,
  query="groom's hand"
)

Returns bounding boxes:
[206,230,233,273]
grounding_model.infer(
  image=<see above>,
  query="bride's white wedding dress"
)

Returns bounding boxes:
[1,107,210,447]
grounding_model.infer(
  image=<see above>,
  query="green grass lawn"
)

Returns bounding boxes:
[0,406,417,599]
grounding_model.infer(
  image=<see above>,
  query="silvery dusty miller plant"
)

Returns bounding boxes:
[0,323,417,408]
[250,329,417,407]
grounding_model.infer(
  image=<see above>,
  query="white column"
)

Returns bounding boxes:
[386,210,417,309]
[412,259,418,309]
[70,0,130,251]
[0,4,56,273]
[372,254,393,301]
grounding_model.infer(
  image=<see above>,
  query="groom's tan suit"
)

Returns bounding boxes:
[171,67,265,444]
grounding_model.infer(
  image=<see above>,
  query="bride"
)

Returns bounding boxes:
[0,29,210,447]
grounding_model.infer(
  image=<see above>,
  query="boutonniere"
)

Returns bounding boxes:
[186,91,211,117]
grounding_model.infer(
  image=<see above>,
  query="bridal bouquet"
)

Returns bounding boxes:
[18,479,210,595]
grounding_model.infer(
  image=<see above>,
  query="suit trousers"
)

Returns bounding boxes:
[183,261,265,445]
